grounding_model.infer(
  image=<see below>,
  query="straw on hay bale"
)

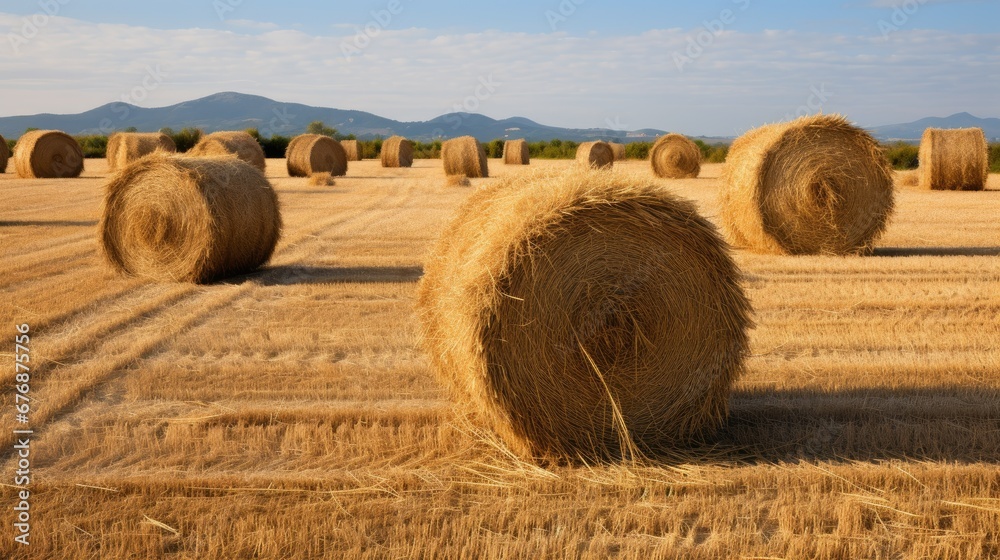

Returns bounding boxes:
[417,167,752,462]
[503,139,530,165]
[442,136,488,178]
[106,132,176,173]
[13,130,84,178]
[188,131,266,172]
[918,127,988,191]
[99,154,281,283]
[896,170,919,188]
[0,133,8,173]
[609,142,626,161]
[381,136,414,168]
[576,141,614,169]
[286,134,348,177]
[650,134,701,179]
[342,139,361,161]
[719,114,894,255]
[445,174,471,188]
[307,172,336,187]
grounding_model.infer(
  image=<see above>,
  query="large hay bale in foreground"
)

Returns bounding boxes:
[918,127,988,191]
[417,167,752,462]
[503,139,530,165]
[99,154,281,283]
[609,142,626,161]
[0,134,8,173]
[188,131,266,172]
[381,136,413,168]
[442,136,488,178]
[286,134,348,177]
[342,139,361,161]
[576,141,614,169]
[720,114,894,255]
[650,134,701,179]
[107,132,176,173]
[13,130,84,178]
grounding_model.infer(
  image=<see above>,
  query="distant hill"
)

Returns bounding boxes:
[0,92,669,143]
[868,112,1000,142]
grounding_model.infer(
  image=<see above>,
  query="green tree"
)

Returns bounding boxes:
[883,141,919,170]
[306,121,338,137]
[169,128,203,153]
[486,138,505,159]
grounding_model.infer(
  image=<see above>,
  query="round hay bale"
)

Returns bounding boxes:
[99,153,282,283]
[417,167,752,462]
[719,114,894,255]
[576,141,614,169]
[107,132,176,173]
[609,142,627,162]
[0,133,9,173]
[650,134,701,179]
[307,172,336,187]
[503,139,530,165]
[13,130,84,178]
[286,134,348,177]
[442,136,488,178]
[188,131,266,172]
[341,140,361,162]
[381,136,414,168]
[918,127,988,191]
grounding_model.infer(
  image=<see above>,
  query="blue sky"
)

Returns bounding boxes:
[1,0,998,136]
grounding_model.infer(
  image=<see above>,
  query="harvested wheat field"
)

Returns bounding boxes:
[1,159,999,559]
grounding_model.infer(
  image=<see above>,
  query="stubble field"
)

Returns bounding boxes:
[1,158,999,559]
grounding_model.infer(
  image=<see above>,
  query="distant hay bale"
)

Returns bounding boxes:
[286,134,347,177]
[576,141,614,169]
[107,132,176,173]
[720,114,894,255]
[442,136,488,178]
[918,127,988,191]
[99,153,282,283]
[381,136,414,168]
[503,139,530,165]
[0,133,8,173]
[650,134,701,179]
[188,131,266,172]
[342,139,361,161]
[417,167,752,462]
[13,130,84,178]
[609,142,626,161]
[445,174,471,188]
[307,172,336,187]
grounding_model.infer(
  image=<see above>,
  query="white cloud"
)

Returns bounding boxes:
[0,12,997,136]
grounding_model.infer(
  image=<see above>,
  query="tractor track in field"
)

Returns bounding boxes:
[0,184,418,464]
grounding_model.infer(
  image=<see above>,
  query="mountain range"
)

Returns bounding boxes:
[1,92,997,143]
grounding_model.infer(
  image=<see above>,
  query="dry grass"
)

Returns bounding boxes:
[1,158,999,558]
[444,174,471,187]
[919,127,989,191]
[307,172,336,187]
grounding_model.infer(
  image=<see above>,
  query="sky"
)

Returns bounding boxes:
[1,0,998,136]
